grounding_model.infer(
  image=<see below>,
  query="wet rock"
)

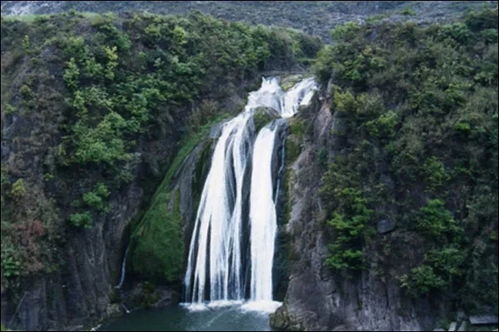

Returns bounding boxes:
[124,282,178,310]
[270,305,289,330]
[270,304,305,331]
[149,287,177,308]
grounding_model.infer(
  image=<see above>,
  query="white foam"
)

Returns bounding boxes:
[207,300,244,308]
[180,302,208,312]
[240,300,283,313]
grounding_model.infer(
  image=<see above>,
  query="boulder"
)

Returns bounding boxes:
[377,219,396,234]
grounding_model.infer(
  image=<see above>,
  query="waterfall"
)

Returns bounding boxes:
[114,245,129,289]
[184,76,317,311]
[248,120,282,302]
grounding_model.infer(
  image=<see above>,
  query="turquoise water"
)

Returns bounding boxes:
[99,304,272,331]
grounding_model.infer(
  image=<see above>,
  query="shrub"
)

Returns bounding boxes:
[421,157,449,190]
[400,265,446,296]
[63,57,80,90]
[1,245,22,279]
[10,179,26,198]
[3,104,16,114]
[68,212,93,228]
[324,187,373,272]
[365,110,398,137]
[20,85,32,99]
[82,192,103,210]
[400,247,465,296]
[82,183,110,211]
[416,199,458,239]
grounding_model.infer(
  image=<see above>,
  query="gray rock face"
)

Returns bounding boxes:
[1,184,143,331]
[209,123,222,139]
[377,219,396,234]
[271,87,442,331]
[469,315,499,325]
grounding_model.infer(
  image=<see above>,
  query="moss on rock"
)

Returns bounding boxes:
[253,107,277,132]
[128,128,210,284]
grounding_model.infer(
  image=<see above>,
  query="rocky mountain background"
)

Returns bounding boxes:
[1,1,496,41]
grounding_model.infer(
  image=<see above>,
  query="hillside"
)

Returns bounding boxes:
[1,1,495,41]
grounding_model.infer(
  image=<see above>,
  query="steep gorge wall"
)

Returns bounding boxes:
[272,8,498,330]
[271,86,445,331]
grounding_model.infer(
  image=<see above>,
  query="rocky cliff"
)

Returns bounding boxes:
[271,87,445,331]
[271,7,498,330]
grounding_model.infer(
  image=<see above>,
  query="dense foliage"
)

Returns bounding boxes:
[317,7,497,314]
[0,11,318,287]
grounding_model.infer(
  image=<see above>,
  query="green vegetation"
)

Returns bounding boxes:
[324,190,373,272]
[253,108,275,132]
[321,157,374,273]
[415,199,460,239]
[1,10,318,291]
[82,183,110,211]
[1,244,22,279]
[399,8,416,16]
[68,212,93,228]
[316,7,497,314]
[10,179,26,199]
[129,123,213,284]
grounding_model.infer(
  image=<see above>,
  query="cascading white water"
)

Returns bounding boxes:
[184,76,317,312]
[247,121,280,308]
[281,77,317,118]
[184,112,253,304]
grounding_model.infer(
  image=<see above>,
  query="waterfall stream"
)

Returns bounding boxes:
[114,245,129,289]
[183,77,317,312]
